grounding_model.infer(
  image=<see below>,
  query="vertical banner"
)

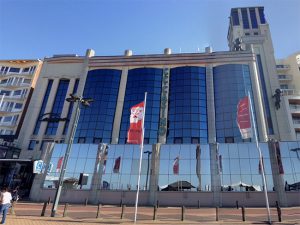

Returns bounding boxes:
[237,96,252,139]
[219,155,223,173]
[275,142,284,174]
[173,156,179,175]
[113,156,121,173]
[258,157,264,175]
[196,144,201,190]
[127,102,145,144]
[56,157,63,173]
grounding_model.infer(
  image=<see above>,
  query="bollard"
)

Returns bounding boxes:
[121,204,126,219]
[236,200,239,209]
[241,206,246,221]
[216,207,219,221]
[153,205,157,220]
[85,198,88,206]
[96,204,101,218]
[63,203,69,217]
[47,197,51,205]
[198,200,200,208]
[41,202,47,217]
[276,204,282,222]
[181,206,185,221]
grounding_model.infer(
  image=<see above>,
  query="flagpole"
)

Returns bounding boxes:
[248,91,271,224]
[134,92,147,223]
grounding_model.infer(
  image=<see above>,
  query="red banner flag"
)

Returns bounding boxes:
[127,102,144,144]
[237,96,252,139]
[56,157,63,172]
[173,156,179,175]
[113,156,121,173]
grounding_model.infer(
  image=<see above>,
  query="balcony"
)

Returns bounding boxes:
[281,89,300,96]
[289,104,300,112]
[276,64,290,71]
[278,74,292,81]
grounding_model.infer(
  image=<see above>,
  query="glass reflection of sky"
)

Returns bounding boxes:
[44,142,299,192]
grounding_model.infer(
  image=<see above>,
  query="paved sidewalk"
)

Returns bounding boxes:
[3,202,299,225]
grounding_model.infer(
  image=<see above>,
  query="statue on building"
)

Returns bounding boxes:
[272,88,282,110]
[233,37,244,51]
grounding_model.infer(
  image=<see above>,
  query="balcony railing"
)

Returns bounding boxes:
[276,64,290,70]
[290,105,300,110]
[281,89,300,96]
[278,74,292,81]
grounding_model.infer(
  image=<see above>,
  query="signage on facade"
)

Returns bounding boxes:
[159,68,170,143]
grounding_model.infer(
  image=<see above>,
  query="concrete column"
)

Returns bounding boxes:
[268,140,288,206]
[89,144,104,204]
[111,68,128,144]
[210,143,221,206]
[29,142,55,201]
[248,50,268,141]
[205,64,216,143]
[148,143,161,206]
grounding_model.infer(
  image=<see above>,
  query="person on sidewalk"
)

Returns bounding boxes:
[0,187,12,224]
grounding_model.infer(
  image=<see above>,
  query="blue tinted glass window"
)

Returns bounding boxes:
[33,80,53,135]
[241,8,250,29]
[214,64,255,143]
[256,55,274,134]
[45,79,70,135]
[28,140,37,150]
[231,9,239,26]
[250,8,258,28]
[167,66,207,144]
[63,79,79,135]
[119,68,163,144]
[258,7,266,24]
[75,69,121,143]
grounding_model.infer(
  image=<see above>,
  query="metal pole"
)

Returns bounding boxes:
[134,92,147,223]
[51,100,81,217]
[248,91,271,224]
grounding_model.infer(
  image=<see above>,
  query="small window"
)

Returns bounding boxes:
[13,90,22,96]
[22,67,30,73]
[174,137,183,144]
[254,32,259,35]
[9,67,20,73]
[144,138,149,144]
[23,79,31,84]
[225,137,234,143]
[280,84,288,89]
[14,103,23,109]
[28,140,37,150]
[78,137,86,143]
[245,32,250,36]
[191,137,200,144]
[93,137,102,144]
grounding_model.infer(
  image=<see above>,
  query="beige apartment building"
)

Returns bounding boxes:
[276,52,300,140]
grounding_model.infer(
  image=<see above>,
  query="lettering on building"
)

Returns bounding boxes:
[159,68,170,143]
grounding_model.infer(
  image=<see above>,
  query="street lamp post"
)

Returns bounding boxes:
[143,150,152,190]
[51,94,93,217]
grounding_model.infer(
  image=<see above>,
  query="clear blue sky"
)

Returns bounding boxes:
[0,0,299,60]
